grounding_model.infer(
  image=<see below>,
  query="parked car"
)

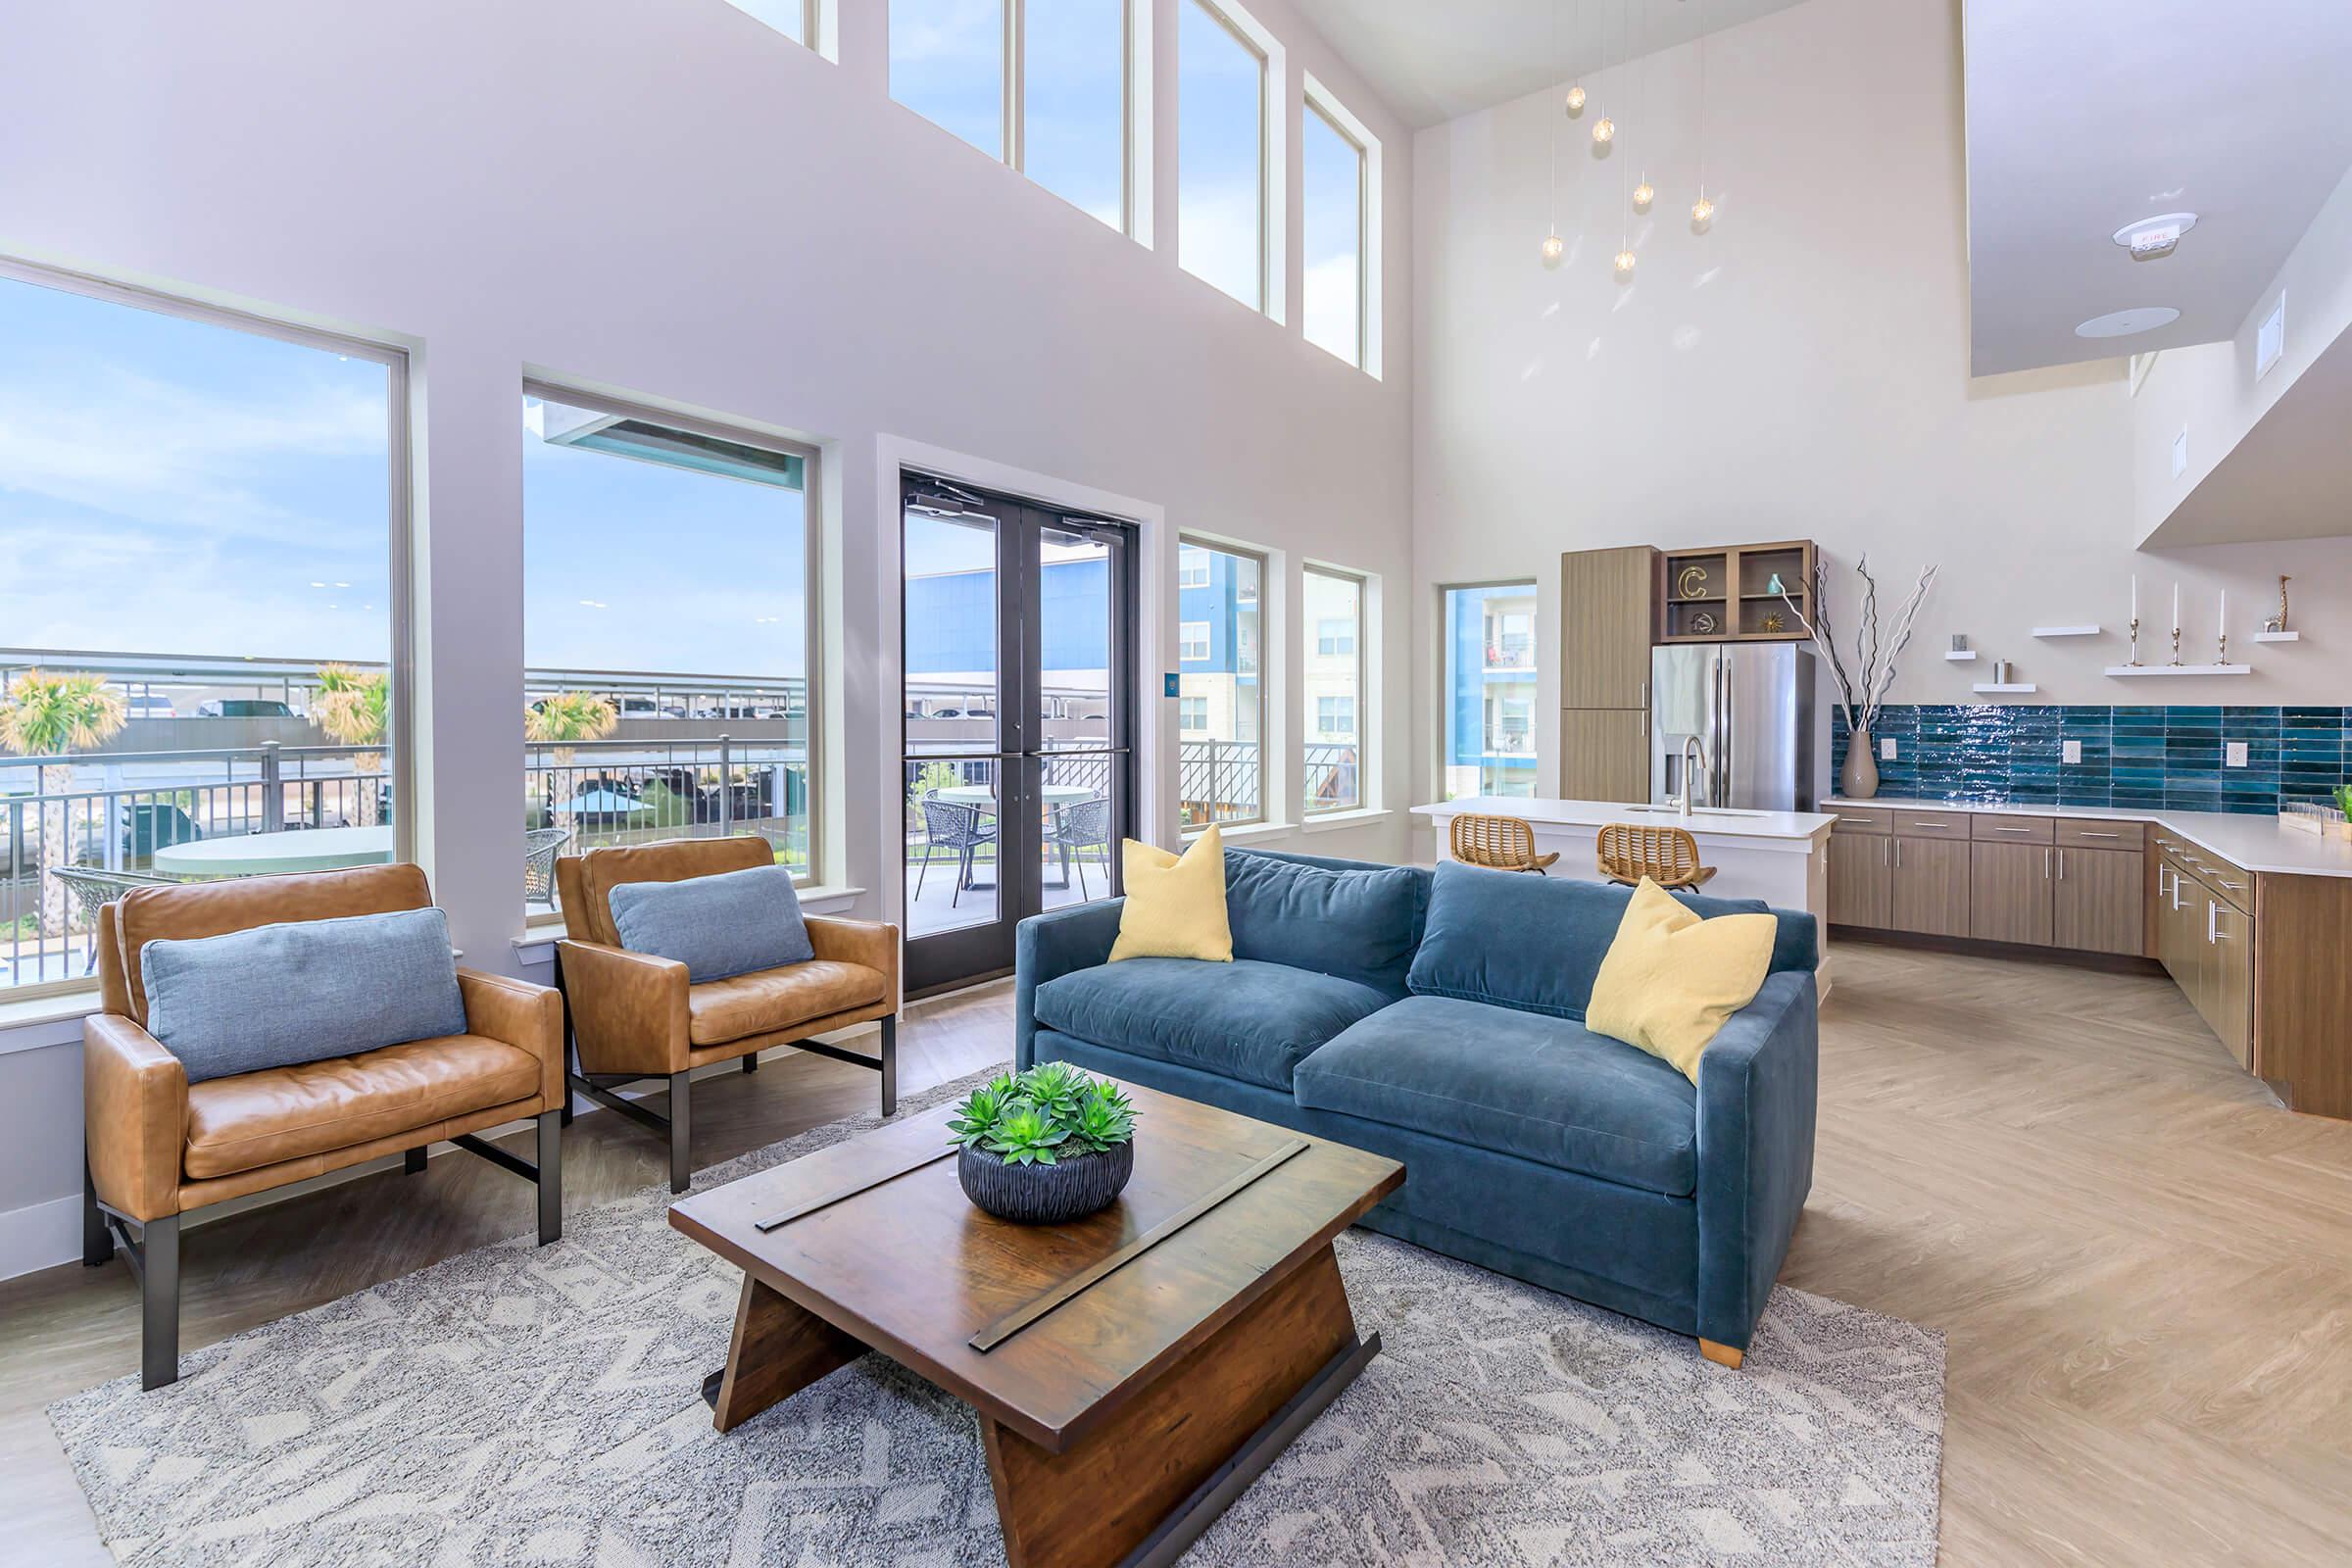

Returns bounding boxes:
[195,698,296,717]
[612,696,686,719]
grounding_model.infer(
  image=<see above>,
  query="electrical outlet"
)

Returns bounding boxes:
[2064,739,2082,764]
[2227,740,2249,768]
[1880,737,1896,760]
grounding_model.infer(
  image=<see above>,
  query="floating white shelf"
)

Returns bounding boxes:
[2252,630,2301,643]
[1943,650,1979,662]
[2103,663,2251,677]
[1973,682,2037,694]
[2032,625,2101,638]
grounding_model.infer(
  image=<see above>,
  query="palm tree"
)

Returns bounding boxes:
[0,670,127,942]
[525,691,617,764]
[310,664,389,825]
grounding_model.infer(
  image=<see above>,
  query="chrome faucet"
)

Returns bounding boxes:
[1678,736,1709,816]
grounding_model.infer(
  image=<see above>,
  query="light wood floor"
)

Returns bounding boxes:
[5,944,2351,1565]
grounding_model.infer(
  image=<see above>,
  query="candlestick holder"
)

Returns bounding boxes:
[2127,615,2142,666]
[2169,624,2182,666]
[2217,629,2229,667]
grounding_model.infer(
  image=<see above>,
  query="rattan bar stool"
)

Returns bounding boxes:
[1595,823,1717,890]
[1449,812,1560,875]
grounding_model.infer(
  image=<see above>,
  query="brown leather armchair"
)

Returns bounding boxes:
[555,846,903,1189]
[555,836,900,1194]
[81,864,565,1391]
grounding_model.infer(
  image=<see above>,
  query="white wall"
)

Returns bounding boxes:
[1410,0,2352,845]
[0,0,1414,1275]
[2134,163,2352,545]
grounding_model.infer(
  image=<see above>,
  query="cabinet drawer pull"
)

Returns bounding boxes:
[1838,814,1877,823]
[2075,830,2121,839]
[2218,880,2245,891]
[1992,824,2033,833]
[1907,820,1951,829]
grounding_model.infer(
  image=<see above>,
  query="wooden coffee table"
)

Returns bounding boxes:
[668,1080,1403,1568]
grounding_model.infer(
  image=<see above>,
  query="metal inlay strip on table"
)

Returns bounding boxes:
[753,1145,958,1233]
[968,1138,1311,1353]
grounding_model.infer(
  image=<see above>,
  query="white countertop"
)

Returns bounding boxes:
[1413,796,1837,844]
[1827,795,2352,880]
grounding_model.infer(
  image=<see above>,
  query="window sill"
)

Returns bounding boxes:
[0,990,98,1054]
[514,884,868,963]
[1182,819,1295,845]
[1298,808,1393,834]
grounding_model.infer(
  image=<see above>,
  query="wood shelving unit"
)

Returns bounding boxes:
[1655,539,1816,643]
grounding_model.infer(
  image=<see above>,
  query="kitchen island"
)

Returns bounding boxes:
[1411,796,1838,988]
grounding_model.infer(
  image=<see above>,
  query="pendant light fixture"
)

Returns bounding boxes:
[1691,0,1716,229]
[1592,0,1617,145]
[1541,0,1567,268]
[1628,0,1653,212]
[1613,0,1636,271]
[1564,0,1587,115]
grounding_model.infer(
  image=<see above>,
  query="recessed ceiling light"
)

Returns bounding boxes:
[2076,307,2180,339]
[2113,212,2197,260]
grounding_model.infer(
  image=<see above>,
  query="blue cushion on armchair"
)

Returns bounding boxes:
[1406,861,1816,1022]
[608,863,814,982]
[142,907,466,1084]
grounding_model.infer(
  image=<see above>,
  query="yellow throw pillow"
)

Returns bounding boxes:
[1584,877,1777,1082]
[1108,825,1234,962]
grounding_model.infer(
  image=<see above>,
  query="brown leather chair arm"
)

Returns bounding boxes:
[459,968,564,1109]
[557,939,689,1078]
[83,1012,188,1223]
[806,916,901,1008]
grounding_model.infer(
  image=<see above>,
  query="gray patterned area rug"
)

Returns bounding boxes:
[51,1070,1944,1567]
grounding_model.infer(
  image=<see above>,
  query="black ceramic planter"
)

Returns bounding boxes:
[957,1141,1135,1225]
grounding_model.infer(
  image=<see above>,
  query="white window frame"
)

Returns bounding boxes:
[520,378,825,913]
[1177,544,1211,587]
[1176,531,1270,833]
[1300,73,1380,376]
[1301,562,1366,817]
[0,257,414,1003]
[1178,620,1211,661]
[893,0,1150,238]
[1180,0,1288,322]
[719,0,831,55]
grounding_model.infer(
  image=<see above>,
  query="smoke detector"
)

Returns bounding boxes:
[2113,213,2197,261]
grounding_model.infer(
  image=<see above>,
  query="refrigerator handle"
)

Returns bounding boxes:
[1714,652,1732,808]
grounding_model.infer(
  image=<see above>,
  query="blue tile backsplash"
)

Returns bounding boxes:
[1831,706,2350,815]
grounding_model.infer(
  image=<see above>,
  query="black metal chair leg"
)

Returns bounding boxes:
[140,1214,181,1392]
[536,1109,563,1245]
[742,1052,759,1073]
[404,1147,427,1174]
[560,1031,578,1127]
[82,1157,113,1266]
[913,846,931,902]
[667,1070,693,1194]
[879,1014,899,1117]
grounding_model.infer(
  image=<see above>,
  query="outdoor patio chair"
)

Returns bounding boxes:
[50,867,178,974]
[915,793,997,907]
[523,826,570,906]
[1046,795,1114,900]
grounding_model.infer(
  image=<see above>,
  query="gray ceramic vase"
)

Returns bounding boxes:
[958,1141,1135,1225]
[1841,724,1881,799]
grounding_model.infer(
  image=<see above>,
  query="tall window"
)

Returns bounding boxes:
[1443,582,1539,800]
[719,0,810,45]
[1303,565,1364,815]
[0,264,405,996]
[521,386,818,917]
[1179,0,1267,311]
[893,0,1132,231]
[1301,94,1365,367]
[1178,537,1265,829]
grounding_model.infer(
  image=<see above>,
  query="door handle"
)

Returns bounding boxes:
[2057,848,2065,879]
[1894,839,1901,868]
[2044,848,2052,879]
[2208,901,2221,944]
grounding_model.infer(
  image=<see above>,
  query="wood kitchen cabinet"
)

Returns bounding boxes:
[1559,546,1657,710]
[2053,845,2143,956]
[1559,709,1650,805]
[1828,832,1891,928]
[1971,841,2054,947]
[1888,836,1971,937]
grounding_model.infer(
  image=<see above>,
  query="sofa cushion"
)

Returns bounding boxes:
[1225,850,1427,996]
[142,906,466,1085]
[687,959,889,1046]
[1032,957,1392,1091]
[1407,861,1815,1022]
[1294,995,1699,1196]
[183,1034,541,1179]
[610,863,814,983]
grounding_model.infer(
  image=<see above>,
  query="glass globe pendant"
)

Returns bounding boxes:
[1613,247,1637,275]
[1565,84,1587,115]
[1633,175,1655,211]
[1541,231,1566,269]
[1692,190,1716,225]
[1592,117,1615,145]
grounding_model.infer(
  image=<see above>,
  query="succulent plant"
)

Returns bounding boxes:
[2337,784,2352,825]
[949,1065,1137,1163]
[982,1104,1073,1166]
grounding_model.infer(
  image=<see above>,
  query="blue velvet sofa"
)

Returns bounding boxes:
[1013,849,1820,1361]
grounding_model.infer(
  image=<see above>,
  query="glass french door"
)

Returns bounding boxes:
[901,472,1136,993]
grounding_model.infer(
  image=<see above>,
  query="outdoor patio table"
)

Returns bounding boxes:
[932,784,1095,813]
[151,824,395,877]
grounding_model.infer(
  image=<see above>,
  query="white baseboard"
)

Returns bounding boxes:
[0,1193,83,1283]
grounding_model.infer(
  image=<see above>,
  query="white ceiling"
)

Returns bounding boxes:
[1285,0,1812,129]
[1964,0,2352,376]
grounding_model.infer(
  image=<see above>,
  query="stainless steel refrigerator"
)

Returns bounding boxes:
[1650,644,1817,812]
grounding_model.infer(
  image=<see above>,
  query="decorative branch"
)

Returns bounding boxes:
[1780,554,1938,737]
